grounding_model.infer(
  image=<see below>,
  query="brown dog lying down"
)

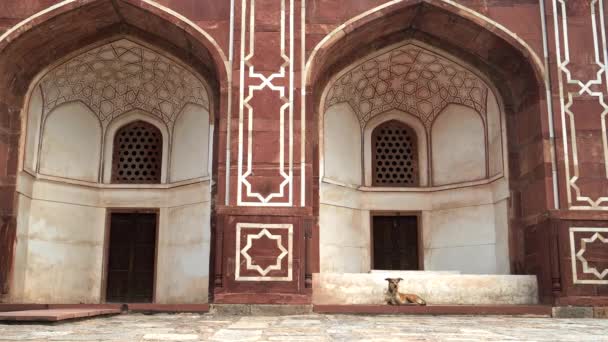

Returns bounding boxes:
[385,278,427,306]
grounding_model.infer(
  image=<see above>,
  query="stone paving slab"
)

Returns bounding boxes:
[0,309,120,322]
[0,313,607,341]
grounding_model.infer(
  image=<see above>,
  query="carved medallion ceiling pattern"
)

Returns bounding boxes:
[325,43,488,129]
[40,39,209,126]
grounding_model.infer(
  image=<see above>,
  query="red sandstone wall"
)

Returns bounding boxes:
[0,0,607,306]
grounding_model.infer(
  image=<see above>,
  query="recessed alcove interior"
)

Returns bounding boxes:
[12,37,214,304]
[319,40,510,275]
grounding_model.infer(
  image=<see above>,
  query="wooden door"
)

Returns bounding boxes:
[106,212,157,303]
[373,215,419,270]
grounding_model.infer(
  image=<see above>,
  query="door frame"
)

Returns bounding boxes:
[370,211,424,271]
[101,208,160,303]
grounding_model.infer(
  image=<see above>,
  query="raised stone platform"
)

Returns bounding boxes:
[313,272,539,305]
[313,304,552,316]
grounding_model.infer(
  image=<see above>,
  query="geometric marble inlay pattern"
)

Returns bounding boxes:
[569,227,608,285]
[235,223,293,281]
[40,39,209,127]
[551,0,608,209]
[325,43,488,129]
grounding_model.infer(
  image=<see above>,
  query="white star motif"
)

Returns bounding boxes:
[241,229,288,276]
[576,233,608,280]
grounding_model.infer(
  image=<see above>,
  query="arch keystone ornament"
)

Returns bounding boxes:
[235,223,293,281]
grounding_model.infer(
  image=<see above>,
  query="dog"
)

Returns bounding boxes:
[385,278,427,306]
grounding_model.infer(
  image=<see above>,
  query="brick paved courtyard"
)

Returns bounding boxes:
[1,313,607,341]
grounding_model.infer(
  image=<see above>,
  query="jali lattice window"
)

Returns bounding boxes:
[112,121,162,184]
[372,120,418,186]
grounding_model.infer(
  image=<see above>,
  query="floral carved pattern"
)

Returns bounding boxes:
[325,43,488,129]
[40,39,209,126]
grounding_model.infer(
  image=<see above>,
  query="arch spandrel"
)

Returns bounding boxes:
[324,42,489,130]
[39,38,210,128]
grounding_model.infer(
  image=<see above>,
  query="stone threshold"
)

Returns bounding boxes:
[313,304,553,316]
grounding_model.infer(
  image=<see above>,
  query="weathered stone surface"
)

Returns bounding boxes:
[211,304,313,316]
[552,306,594,319]
[0,313,607,341]
[594,307,608,319]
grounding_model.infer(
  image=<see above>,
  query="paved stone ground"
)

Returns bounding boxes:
[0,313,607,341]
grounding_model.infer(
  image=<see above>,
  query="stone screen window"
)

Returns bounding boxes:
[372,120,418,187]
[112,121,162,184]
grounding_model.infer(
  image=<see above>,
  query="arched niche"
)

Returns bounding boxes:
[170,103,212,183]
[431,104,486,186]
[363,110,428,187]
[103,111,170,184]
[318,39,511,275]
[0,0,225,300]
[39,102,102,182]
[322,102,362,186]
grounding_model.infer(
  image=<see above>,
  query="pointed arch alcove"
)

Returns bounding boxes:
[320,39,510,275]
[0,0,226,302]
[0,0,229,299]
[309,1,548,288]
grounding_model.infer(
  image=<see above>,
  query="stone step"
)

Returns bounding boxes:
[0,308,120,322]
[313,273,539,305]
[369,270,461,275]
[313,304,552,316]
[210,304,313,316]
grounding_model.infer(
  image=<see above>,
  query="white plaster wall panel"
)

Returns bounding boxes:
[323,103,362,186]
[312,273,538,305]
[29,177,102,207]
[166,181,211,207]
[170,104,210,182]
[156,203,211,303]
[424,204,496,249]
[24,86,43,172]
[320,181,363,210]
[493,199,510,274]
[16,172,35,198]
[39,102,101,182]
[487,92,503,177]
[431,105,486,186]
[11,194,32,302]
[101,181,210,208]
[20,174,210,210]
[22,199,105,303]
[424,244,497,274]
[319,204,370,273]
[320,179,508,212]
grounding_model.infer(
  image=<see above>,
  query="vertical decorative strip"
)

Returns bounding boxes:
[236,0,298,206]
[553,0,608,209]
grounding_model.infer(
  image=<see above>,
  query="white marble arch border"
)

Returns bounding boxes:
[318,39,510,189]
[304,0,545,86]
[102,110,171,184]
[363,110,429,187]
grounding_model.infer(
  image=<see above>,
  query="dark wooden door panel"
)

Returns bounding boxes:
[373,215,419,270]
[106,212,156,303]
